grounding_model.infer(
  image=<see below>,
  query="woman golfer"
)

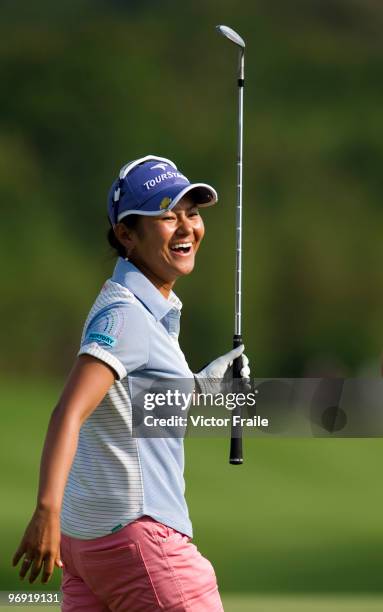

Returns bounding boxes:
[13,155,249,611]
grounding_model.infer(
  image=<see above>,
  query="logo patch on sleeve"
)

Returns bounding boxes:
[88,332,117,347]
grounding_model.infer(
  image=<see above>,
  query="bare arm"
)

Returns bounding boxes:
[12,354,115,583]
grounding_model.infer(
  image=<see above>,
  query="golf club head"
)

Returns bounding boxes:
[216,25,245,49]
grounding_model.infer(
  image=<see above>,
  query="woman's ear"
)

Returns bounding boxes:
[113,223,136,257]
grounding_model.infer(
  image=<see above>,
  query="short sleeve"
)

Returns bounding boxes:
[78,304,150,380]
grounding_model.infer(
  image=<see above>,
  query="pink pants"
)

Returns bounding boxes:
[60,516,224,611]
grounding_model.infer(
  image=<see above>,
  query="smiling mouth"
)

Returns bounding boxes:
[169,242,193,256]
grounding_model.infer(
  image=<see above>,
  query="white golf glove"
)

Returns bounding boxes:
[195,344,251,394]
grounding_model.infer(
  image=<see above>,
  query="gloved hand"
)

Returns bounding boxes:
[194,345,251,394]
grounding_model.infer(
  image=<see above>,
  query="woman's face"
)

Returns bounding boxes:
[116,196,205,296]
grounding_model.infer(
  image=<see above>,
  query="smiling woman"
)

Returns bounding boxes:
[106,154,215,295]
[112,197,205,295]
[12,154,250,611]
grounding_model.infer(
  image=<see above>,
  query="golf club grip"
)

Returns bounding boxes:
[230,334,244,464]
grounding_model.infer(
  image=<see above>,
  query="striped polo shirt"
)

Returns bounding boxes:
[61,258,194,539]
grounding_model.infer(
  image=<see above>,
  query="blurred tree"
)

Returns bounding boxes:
[1,0,382,377]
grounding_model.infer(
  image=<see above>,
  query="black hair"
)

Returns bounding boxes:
[107,215,142,258]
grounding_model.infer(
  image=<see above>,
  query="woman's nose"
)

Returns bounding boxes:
[175,215,193,235]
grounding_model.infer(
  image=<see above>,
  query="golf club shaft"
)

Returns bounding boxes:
[230,51,245,465]
[234,58,244,339]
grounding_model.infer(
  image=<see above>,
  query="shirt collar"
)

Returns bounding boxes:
[111,258,182,321]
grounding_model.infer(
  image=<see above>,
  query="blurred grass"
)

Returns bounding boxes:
[2,378,383,594]
[223,595,383,611]
[186,436,383,593]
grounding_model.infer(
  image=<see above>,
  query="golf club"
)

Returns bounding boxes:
[216,25,246,464]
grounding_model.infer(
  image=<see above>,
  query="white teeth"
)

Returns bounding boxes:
[171,242,192,250]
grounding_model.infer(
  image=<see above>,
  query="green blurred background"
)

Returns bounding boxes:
[1,0,383,608]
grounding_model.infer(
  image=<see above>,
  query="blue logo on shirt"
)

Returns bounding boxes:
[88,332,117,347]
